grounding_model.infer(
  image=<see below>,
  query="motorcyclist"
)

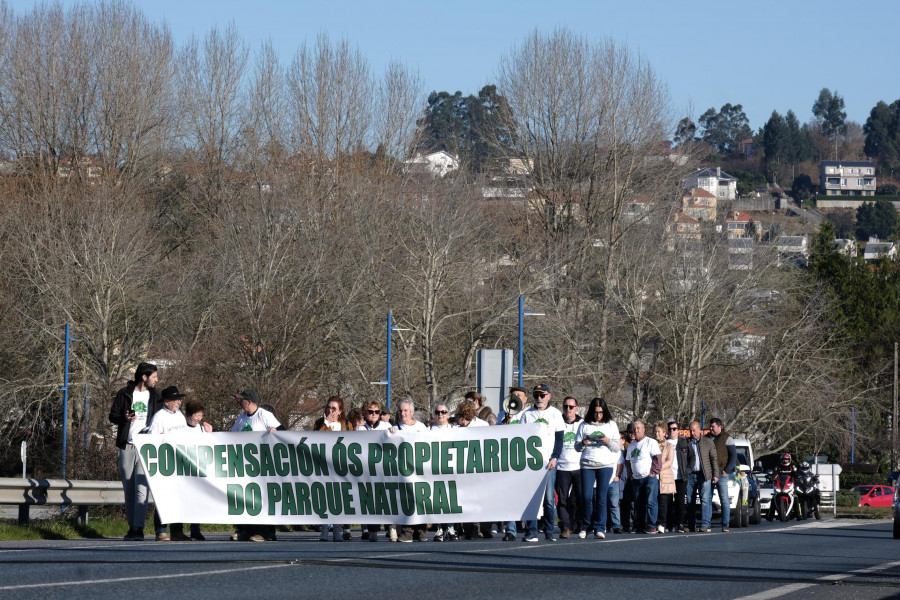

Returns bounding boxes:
[766,452,797,521]
[794,461,820,520]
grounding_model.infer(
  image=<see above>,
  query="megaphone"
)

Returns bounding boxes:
[503,394,523,416]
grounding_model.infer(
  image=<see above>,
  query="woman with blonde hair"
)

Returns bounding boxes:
[654,421,676,533]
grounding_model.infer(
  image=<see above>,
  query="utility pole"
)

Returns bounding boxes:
[893,342,898,472]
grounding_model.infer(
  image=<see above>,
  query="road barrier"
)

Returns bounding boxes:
[0,477,124,526]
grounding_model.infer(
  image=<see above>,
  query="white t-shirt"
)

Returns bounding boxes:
[429,423,456,431]
[396,420,428,432]
[574,420,620,468]
[322,418,343,432]
[628,436,661,479]
[357,421,392,431]
[667,438,679,479]
[231,407,280,432]
[557,419,582,471]
[128,389,151,443]
[146,407,187,435]
[517,405,564,432]
[184,423,207,437]
[467,417,489,427]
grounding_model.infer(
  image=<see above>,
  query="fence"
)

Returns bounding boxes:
[0,477,124,526]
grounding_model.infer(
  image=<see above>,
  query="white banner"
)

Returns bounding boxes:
[137,425,549,524]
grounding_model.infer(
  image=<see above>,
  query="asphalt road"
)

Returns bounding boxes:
[0,519,897,600]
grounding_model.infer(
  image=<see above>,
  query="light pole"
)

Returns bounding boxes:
[516,296,544,386]
[61,324,74,479]
[370,312,409,411]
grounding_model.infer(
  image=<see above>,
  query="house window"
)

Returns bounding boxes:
[842,178,847,186]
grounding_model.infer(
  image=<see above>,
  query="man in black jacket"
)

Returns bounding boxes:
[108,362,162,541]
[666,419,694,532]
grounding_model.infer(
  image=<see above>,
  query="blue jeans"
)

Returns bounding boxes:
[630,476,659,531]
[714,474,731,527]
[606,478,621,531]
[581,467,613,533]
[686,472,712,529]
[542,467,558,535]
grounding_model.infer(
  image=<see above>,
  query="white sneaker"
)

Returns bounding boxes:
[578,530,587,539]
[389,526,398,542]
[657,524,665,533]
[595,531,605,539]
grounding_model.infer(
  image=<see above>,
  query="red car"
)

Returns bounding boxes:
[852,485,895,507]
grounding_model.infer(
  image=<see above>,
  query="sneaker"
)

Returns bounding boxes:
[595,531,605,539]
[721,526,730,533]
[397,534,413,543]
[700,527,711,533]
[123,528,139,541]
[156,532,170,542]
[645,528,658,535]
[342,529,352,541]
[545,532,557,541]
[190,531,206,541]
[170,530,190,541]
[612,528,623,534]
[447,532,459,541]
[502,533,516,541]
[676,526,686,533]
[657,525,666,533]
[389,526,398,542]
[560,529,570,539]
[578,530,587,539]
[416,530,428,542]
[433,528,444,542]
[523,536,539,543]
[248,534,265,542]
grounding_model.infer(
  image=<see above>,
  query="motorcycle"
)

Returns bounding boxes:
[794,466,821,520]
[767,470,796,522]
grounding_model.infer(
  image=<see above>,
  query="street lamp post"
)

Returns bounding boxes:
[516,296,544,386]
[370,312,409,411]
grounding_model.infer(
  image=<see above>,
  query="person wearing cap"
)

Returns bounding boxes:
[144,386,190,541]
[231,389,280,542]
[620,423,637,532]
[515,383,565,542]
[108,362,162,541]
[498,386,528,425]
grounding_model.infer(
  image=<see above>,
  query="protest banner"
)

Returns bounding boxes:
[138,424,549,524]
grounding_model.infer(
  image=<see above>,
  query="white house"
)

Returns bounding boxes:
[863,238,897,261]
[683,167,738,201]
[404,150,460,178]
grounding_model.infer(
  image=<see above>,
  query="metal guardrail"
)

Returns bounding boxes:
[0,477,124,526]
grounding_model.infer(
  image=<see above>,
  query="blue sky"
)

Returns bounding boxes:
[13,0,900,134]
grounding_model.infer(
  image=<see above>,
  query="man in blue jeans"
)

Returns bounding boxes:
[685,420,720,532]
[708,417,737,532]
[626,421,662,534]
[514,384,565,542]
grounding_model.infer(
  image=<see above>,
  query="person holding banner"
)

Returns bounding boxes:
[429,403,459,542]
[574,397,620,539]
[230,389,280,542]
[145,386,190,541]
[456,402,492,540]
[516,384,565,542]
[358,400,393,541]
[183,399,211,541]
[108,362,162,541]
[393,401,429,542]
[314,396,352,542]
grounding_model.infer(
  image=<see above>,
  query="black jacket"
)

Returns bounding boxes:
[673,436,695,480]
[108,382,163,449]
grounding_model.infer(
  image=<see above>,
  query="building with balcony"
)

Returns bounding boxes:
[820,160,876,196]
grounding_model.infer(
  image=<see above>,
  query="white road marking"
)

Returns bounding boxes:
[733,558,900,600]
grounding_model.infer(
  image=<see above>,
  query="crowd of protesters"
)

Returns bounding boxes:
[109,362,737,542]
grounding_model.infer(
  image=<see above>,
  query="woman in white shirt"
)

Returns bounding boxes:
[574,397,620,539]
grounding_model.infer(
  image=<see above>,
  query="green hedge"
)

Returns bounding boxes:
[818,195,900,202]
[836,489,861,507]
[839,471,892,488]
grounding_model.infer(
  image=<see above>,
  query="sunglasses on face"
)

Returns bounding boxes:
[669,426,679,431]
[435,410,448,415]
[564,405,577,409]
[367,410,381,415]
[535,393,547,398]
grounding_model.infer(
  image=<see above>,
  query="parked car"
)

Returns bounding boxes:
[754,470,774,515]
[852,485,895,507]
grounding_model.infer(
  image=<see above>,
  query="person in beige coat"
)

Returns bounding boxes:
[654,422,676,533]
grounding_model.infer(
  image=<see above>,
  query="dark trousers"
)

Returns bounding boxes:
[658,492,672,527]
[555,469,582,532]
[669,479,687,529]
[620,478,636,531]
